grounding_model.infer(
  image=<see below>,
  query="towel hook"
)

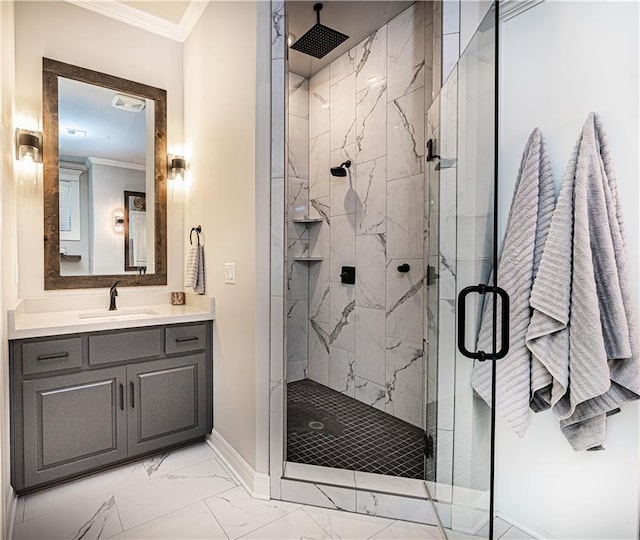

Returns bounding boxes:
[190,225,202,245]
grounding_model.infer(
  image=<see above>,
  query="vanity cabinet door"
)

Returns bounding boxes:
[127,354,206,457]
[22,367,128,487]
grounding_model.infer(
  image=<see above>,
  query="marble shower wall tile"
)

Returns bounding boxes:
[329,346,356,397]
[331,47,356,86]
[309,195,330,223]
[330,73,356,151]
[308,319,330,386]
[287,299,308,363]
[288,115,309,180]
[432,0,443,98]
[329,282,356,352]
[289,73,309,119]
[288,176,309,223]
[308,215,330,260]
[355,27,387,93]
[354,377,386,411]
[309,133,330,200]
[309,260,330,323]
[355,307,386,385]
[387,87,425,181]
[329,213,356,282]
[309,66,330,139]
[355,158,387,235]
[386,258,424,344]
[355,233,386,310]
[271,0,285,59]
[387,2,425,102]
[385,337,424,427]
[387,174,424,260]
[330,145,357,216]
[356,81,387,164]
[287,358,308,383]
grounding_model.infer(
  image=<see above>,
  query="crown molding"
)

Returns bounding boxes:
[500,0,545,22]
[64,0,208,43]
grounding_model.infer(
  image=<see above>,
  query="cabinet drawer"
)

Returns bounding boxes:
[165,324,207,354]
[22,338,82,375]
[89,328,163,366]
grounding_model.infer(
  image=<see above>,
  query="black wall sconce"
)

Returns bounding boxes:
[15,128,43,163]
[168,155,187,181]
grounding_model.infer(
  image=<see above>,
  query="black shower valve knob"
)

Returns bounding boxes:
[397,263,411,273]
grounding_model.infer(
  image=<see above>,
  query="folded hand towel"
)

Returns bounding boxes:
[185,244,205,295]
[471,128,556,437]
[525,112,639,450]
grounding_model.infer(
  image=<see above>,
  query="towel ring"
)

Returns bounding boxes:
[190,225,202,245]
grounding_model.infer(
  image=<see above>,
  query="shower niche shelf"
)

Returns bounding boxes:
[292,257,323,262]
[291,218,323,224]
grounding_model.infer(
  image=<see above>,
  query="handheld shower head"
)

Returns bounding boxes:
[330,160,351,177]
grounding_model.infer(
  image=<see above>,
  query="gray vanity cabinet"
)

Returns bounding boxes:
[22,367,128,487]
[127,354,206,457]
[10,322,213,493]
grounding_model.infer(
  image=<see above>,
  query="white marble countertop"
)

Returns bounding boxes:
[8,292,215,340]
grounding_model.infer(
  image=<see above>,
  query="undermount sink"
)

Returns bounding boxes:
[77,309,157,321]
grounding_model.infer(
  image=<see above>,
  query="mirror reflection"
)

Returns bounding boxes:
[43,58,167,290]
[58,77,155,276]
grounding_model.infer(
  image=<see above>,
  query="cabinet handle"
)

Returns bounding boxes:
[119,383,124,411]
[175,336,199,343]
[130,382,135,408]
[36,352,69,361]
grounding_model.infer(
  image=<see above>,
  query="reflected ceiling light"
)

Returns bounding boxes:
[367,75,379,84]
[111,93,146,113]
[65,128,86,137]
[15,128,43,163]
[287,33,297,46]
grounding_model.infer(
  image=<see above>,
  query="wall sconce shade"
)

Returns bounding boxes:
[114,210,125,233]
[15,128,43,163]
[169,156,186,181]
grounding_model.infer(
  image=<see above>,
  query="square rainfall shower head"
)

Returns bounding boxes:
[290,23,349,59]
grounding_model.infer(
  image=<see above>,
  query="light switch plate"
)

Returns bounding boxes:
[224,262,236,284]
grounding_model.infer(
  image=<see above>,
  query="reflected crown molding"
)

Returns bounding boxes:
[63,0,209,42]
[500,0,545,22]
[84,156,146,171]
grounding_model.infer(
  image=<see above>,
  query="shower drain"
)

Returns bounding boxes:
[308,421,324,430]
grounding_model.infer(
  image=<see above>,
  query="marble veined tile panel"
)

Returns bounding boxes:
[387,88,425,181]
[387,2,425,101]
[356,158,387,235]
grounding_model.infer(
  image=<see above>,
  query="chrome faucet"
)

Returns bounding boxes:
[109,281,120,311]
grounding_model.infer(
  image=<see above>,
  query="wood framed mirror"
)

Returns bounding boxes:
[43,58,167,289]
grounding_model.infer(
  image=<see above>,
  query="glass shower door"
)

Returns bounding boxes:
[425,6,501,538]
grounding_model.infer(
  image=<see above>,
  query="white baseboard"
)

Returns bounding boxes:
[207,430,270,500]
[6,489,18,540]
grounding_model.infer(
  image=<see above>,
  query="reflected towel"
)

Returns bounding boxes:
[471,128,556,437]
[525,113,640,450]
[185,244,205,295]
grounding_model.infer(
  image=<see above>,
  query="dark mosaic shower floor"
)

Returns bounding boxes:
[287,379,425,479]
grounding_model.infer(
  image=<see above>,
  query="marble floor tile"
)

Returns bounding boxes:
[304,505,393,540]
[14,491,122,540]
[240,508,330,539]
[109,500,227,539]
[23,459,148,522]
[114,457,236,531]
[205,485,300,539]
[371,520,442,539]
[140,443,218,479]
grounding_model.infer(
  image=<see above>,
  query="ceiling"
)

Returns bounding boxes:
[287,1,414,78]
[59,77,148,164]
[117,1,191,24]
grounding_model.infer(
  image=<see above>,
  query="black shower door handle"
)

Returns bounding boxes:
[457,284,510,361]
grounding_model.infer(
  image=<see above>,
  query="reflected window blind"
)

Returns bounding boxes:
[59,181,71,232]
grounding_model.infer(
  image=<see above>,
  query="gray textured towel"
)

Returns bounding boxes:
[525,113,640,450]
[185,244,205,295]
[471,128,556,436]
